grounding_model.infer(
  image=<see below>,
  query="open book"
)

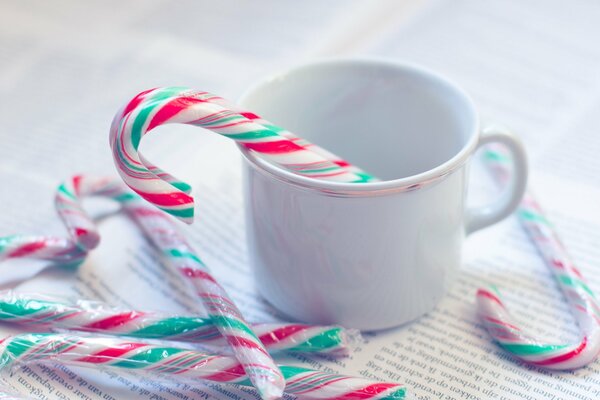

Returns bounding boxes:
[0,0,598,399]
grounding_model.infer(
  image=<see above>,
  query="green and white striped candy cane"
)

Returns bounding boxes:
[0,291,353,355]
[0,333,407,400]
[53,176,286,400]
[476,144,600,369]
[109,87,374,224]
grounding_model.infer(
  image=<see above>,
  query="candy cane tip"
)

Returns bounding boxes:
[160,208,194,224]
[74,228,100,250]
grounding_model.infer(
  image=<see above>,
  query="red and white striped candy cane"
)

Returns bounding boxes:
[198,93,378,183]
[0,333,407,400]
[52,176,286,400]
[0,291,353,355]
[476,144,600,369]
[109,87,372,224]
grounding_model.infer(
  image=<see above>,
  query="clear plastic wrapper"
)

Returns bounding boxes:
[0,291,357,355]
[0,333,407,400]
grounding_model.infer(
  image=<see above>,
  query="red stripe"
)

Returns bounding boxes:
[9,241,46,257]
[136,190,193,207]
[228,336,269,356]
[477,289,504,307]
[202,363,246,382]
[147,96,206,131]
[83,312,145,330]
[258,325,310,346]
[240,112,259,120]
[334,160,351,168]
[484,316,521,332]
[76,343,148,364]
[243,140,304,154]
[123,88,157,117]
[570,267,584,279]
[179,267,217,283]
[532,337,587,366]
[334,383,400,399]
[72,175,83,195]
[75,228,89,238]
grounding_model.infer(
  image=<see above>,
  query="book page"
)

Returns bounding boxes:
[1,1,600,399]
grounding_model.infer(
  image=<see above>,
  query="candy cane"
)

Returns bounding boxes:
[0,235,85,267]
[0,177,122,266]
[476,144,600,369]
[0,291,352,355]
[199,94,378,183]
[109,87,372,224]
[0,333,407,400]
[51,176,285,400]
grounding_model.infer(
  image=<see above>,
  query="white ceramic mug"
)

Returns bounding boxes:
[238,59,527,330]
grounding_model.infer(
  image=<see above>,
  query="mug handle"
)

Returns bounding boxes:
[465,125,528,234]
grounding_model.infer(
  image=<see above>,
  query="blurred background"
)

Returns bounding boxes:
[1,1,600,399]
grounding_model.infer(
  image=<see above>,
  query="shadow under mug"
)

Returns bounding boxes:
[238,59,527,331]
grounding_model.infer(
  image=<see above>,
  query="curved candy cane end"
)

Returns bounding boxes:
[73,228,101,251]
[476,287,505,311]
[156,203,195,225]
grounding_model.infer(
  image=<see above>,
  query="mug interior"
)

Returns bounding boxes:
[241,59,477,182]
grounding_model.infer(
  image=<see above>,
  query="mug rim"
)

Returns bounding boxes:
[238,57,480,194]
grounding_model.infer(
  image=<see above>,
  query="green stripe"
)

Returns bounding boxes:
[0,236,20,252]
[0,299,58,320]
[114,193,138,202]
[170,181,192,193]
[559,275,595,298]
[518,209,550,225]
[287,327,344,353]
[130,88,187,150]
[210,315,256,338]
[499,341,568,356]
[111,347,184,369]
[159,206,194,219]
[386,388,407,399]
[489,284,502,297]
[58,259,85,270]
[264,124,285,133]
[130,317,210,338]
[4,333,54,361]
[57,184,76,200]
[166,249,202,264]
[131,106,155,150]
[279,365,312,379]
[300,166,341,174]
[224,129,279,140]
[484,150,510,163]
[352,171,378,183]
[116,142,148,173]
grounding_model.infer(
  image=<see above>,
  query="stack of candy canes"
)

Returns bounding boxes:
[0,175,406,400]
[1,87,599,399]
